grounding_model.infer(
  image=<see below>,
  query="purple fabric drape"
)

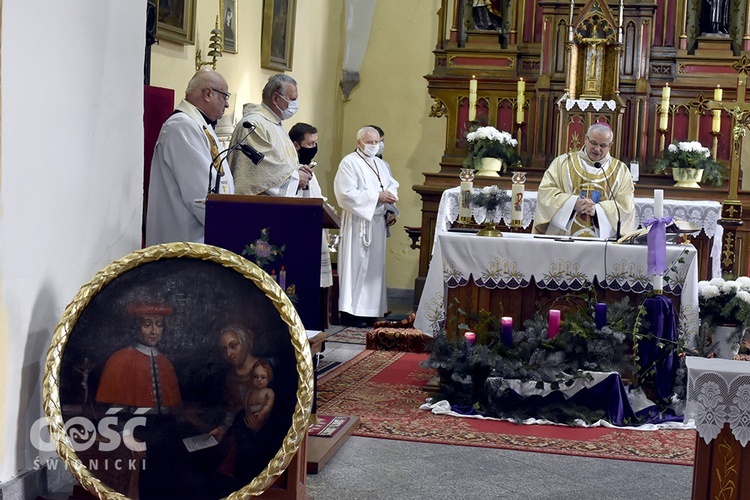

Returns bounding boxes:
[638,295,678,401]
[643,216,674,275]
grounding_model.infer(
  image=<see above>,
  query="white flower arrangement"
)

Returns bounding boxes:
[654,140,727,186]
[667,141,710,157]
[697,277,750,327]
[463,126,519,170]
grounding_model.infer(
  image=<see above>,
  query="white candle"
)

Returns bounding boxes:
[654,189,663,218]
[652,274,663,292]
[511,183,524,223]
[713,109,721,133]
[516,78,525,124]
[459,181,473,222]
[659,84,670,130]
[469,76,477,122]
[714,85,723,102]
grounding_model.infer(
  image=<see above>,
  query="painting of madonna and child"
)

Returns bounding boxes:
[56,257,302,499]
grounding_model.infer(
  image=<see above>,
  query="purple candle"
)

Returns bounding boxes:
[548,310,561,338]
[501,317,513,347]
[595,303,607,329]
[464,331,476,346]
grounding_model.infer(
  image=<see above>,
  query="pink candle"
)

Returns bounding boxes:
[501,316,513,347]
[464,331,476,346]
[548,309,561,338]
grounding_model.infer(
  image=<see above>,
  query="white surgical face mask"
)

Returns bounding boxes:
[277,94,299,120]
[377,141,385,156]
[362,143,380,157]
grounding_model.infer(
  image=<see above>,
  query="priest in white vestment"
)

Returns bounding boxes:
[146,70,234,245]
[533,123,635,238]
[229,74,312,196]
[334,127,399,322]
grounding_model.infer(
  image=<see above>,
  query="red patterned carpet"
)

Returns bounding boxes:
[316,350,696,466]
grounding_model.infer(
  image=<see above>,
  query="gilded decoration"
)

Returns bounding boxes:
[733,54,750,74]
[476,257,528,288]
[714,439,737,499]
[429,97,447,118]
[42,243,314,499]
[689,92,711,116]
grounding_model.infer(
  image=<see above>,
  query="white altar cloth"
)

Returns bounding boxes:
[685,357,750,446]
[434,186,723,278]
[414,232,699,340]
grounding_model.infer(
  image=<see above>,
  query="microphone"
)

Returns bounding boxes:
[207,121,257,194]
[595,161,621,240]
[239,143,264,165]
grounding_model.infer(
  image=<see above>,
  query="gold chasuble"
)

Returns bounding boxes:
[533,151,635,238]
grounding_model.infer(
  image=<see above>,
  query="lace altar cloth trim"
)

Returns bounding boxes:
[685,357,750,446]
[433,187,722,278]
[564,99,617,112]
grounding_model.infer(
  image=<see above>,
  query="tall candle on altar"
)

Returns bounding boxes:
[501,317,513,347]
[516,78,525,124]
[659,84,670,130]
[469,75,477,122]
[654,189,663,218]
[713,85,723,133]
[548,310,561,338]
[653,189,664,285]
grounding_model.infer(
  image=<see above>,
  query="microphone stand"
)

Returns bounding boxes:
[207,122,256,195]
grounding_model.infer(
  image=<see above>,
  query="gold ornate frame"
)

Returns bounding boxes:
[261,0,297,71]
[43,243,313,499]
[157,0,197,45]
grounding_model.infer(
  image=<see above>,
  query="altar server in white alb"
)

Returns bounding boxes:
[334,126,399,323]
[146,70,234,245]
[533,123,635,238]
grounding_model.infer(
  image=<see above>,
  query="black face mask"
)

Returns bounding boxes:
[297,145,318,165]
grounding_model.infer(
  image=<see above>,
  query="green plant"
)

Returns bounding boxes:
[652,141,727,186]
[462,126,520,170]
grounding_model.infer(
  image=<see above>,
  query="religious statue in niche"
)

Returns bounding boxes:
[574,15,615,101]
[702,0,730,35]
[471,0,503,31]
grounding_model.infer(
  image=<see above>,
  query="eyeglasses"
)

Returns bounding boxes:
[211,88,231,102]
[586,136,612,149]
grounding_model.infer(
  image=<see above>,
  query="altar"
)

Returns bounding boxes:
[433,186,722,280]
[414,232,700,341]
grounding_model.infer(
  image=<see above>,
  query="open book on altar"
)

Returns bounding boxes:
[616,219,700,244]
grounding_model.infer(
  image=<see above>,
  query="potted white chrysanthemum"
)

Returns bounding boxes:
[697,277,750,358]
[463,126,519,177]
[653,141,727,188]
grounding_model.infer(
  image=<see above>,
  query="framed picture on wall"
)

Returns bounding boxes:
[221,0,238,54]
[261,0,297,71]
[42,243,313,499]
[157,0,196,45]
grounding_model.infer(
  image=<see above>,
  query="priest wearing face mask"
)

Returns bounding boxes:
[289,122,333,290]
[334,127,399,326]
[229,74,313,196]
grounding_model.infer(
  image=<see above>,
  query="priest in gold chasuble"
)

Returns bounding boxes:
[533,124,635,238]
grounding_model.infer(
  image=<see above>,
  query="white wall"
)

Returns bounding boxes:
[0,0,145,482]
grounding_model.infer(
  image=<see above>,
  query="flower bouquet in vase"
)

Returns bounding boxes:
[463,126,519,177]
[697,277,750,358]
[653,141,727,188]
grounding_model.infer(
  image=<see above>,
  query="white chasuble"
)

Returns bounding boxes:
[533,150,635,238]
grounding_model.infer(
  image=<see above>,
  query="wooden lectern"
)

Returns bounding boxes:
[205,194,340,331]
